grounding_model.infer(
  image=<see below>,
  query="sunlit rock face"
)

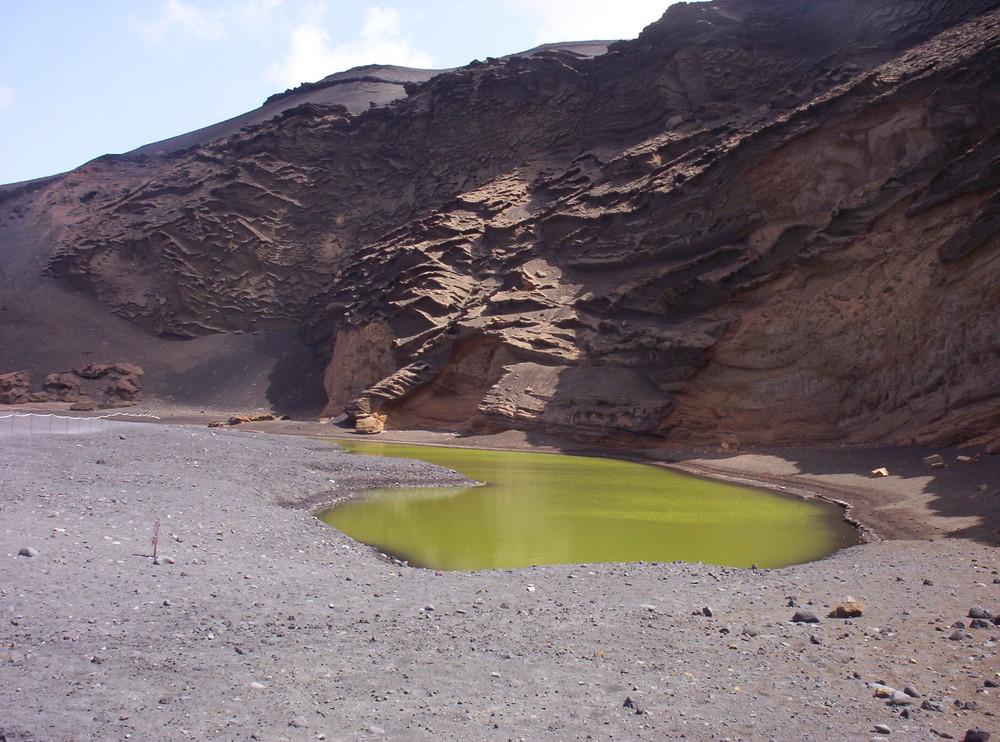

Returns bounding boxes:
[11,0,1000,448]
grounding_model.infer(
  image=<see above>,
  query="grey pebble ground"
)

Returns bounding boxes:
[1,423,997,741]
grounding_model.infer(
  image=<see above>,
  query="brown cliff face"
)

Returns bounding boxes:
[7,0,1000,448]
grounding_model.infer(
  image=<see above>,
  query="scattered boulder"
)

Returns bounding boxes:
[107,374,141,403]
[886,690,914,706]
[923,454,946,469]
[963,730,990,742]
[828,600,864,618]
[73,363,116,379]
[968,606,994,620]
[43,372,81,402]
[101,363,144,406]
[956,454,978,464]
[355,412,387,434]
[17,546,38,557]
[209,414,287,427]
[792,611,820,624]
[0,371,31,404]
[870,467,890,478]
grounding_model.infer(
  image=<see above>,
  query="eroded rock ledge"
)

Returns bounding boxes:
[18,0,1000,449]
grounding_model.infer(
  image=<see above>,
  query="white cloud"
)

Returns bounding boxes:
[266,5,434,88]
[505,0,673,43]
[133,0,227,42]
[0,86,13,111]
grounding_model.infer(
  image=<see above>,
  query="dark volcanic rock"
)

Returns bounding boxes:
[792,611,820,624]
[6,0,1000,446]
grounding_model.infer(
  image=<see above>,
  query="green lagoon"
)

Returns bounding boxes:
[319,441,859,571]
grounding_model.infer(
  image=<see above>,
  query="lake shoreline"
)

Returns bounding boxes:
[228,418,999,547]
[322,440,858,570]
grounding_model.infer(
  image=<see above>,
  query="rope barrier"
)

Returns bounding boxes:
[0,411,161,437]
[0,411,160,421]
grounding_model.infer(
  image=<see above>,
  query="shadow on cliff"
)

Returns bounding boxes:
[265,337,327,416]
[756,446,1000,547]
[155,329,327,414]
[671,445,1000,547]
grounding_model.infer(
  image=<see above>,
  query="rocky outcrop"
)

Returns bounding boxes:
[0,363,144,407]
[13,0,1000,448]
[0,371,31,404]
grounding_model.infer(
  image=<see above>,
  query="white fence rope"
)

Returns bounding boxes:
[0,411,161,437]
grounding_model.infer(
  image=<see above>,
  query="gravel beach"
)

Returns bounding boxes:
[1,422,998,741]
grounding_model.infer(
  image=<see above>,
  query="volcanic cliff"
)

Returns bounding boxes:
[1,0,998,449]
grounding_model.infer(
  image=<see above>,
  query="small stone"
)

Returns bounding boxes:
[886,691,913,706]
[423,604,434,612]
[969,606,993,620]
[870,467,890,478]
[984,679,1000,688]
[904,686,921,698]
[923,454,945,469]
[17,547,38,558]
[490,671,500,678]
[289,718,309,729]
[153,555,176,565]
[923,579,934,586]
[963,730,990,742]
[949,630,967,640]
[792,611,820,624]
[829,601,865,618]
[250,681,266,689]
[970,618,991,629]
[810,634,822,645]
[701,606,714,617]
[874,724,892,734]
[742,625,758,637]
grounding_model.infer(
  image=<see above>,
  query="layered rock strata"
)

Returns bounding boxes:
[7,0,1000,448]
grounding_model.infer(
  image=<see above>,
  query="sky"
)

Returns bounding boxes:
[0,0,677,184]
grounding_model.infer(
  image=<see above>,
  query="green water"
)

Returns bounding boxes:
[319,441,859,571]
